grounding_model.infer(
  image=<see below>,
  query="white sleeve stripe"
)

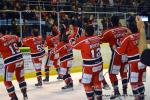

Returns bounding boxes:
[115,27,127,31]
[102,30,112,37]
[73,36,98,48]
[102,27,127,37]
[73,39,84,47]
[128,54,140,57]
[115,49,122,55]
[55,45,66,53]
[120,35,130,45]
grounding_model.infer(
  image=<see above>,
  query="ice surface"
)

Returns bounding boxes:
[0,69,150,100]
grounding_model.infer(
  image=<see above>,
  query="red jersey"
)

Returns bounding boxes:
[115,33,140,63]
[0,35,23,65]
[67,26,84,45]
[73,35,102,66]
[99,27,127,48]
[45,35,60,54]
[22,36,45,58]
[54,42,73,63]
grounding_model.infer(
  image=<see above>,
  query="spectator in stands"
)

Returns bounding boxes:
[102,0,110,7]
[1,5,7,19]
[11,18,20,36]
[122,0,133,6]
[76,14,82,28]
[33,6,40,20]
[14,2,20,10]
[101,18,107,30]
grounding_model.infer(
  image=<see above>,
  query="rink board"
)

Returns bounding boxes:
[0,43,111,81]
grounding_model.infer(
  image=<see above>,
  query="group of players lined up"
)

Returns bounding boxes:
[0,15,147,100]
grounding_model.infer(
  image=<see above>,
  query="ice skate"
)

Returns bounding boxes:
[10,95,18,100]
[57,75,63,80]
[79,78,82,84]
[43,76,49,83]
[35,80,42,87]
[22,92,28,100]
[123,88,127,96]
[61,83,73,91]
[23,94,28,100]
[103,83,111,90]
[110,93,121,99]
[21,88,28,100]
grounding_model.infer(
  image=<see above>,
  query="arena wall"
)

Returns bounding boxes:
[0,43,111,81]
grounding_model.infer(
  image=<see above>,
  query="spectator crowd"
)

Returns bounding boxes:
[0,0,149,38]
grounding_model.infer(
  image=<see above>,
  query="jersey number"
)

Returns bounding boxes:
[9,43,20,54]
[37,44,43,51]
[91,48,101,58]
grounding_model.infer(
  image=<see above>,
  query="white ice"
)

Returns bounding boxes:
[1,68,150,100]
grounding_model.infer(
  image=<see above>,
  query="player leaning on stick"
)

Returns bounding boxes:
[73,26,103,100]
[115,16,147,100]
[0,27,28,100]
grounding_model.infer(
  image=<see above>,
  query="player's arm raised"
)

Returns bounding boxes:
[136,16,147,53]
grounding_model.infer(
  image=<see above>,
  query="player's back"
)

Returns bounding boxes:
[100,26,127,47]
[0,35,22,65]
[75,36,101,60]
[23,36,41,52]
[74,35,102,66]
[23,36,45,58]
[46,35,54,49]
[55,42,72,57]
[123,33,140,56]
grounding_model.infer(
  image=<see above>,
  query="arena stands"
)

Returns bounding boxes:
[0,0,149,38]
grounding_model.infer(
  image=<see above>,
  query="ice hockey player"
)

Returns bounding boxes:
[66,20,110,90]
[43,24,62,82]
[54,25,73,90]
[73,26,103,100]
[22,29,45,87]
[115,16,147,100]
[99,15,129,99]
[0,27,28,100]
